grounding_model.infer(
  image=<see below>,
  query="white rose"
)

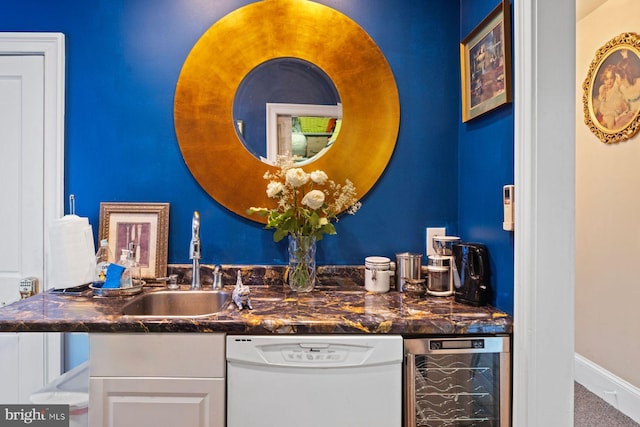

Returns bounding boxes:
[266,181,284,198]
[285,168,309,187]
[310,170,328,185]
[302,190,325,210]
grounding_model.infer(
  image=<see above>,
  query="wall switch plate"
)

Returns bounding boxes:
[426,227,446,257]
[19,277,39,299]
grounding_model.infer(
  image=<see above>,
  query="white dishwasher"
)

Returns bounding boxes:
[226,335,403,427]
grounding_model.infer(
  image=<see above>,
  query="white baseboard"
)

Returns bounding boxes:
[575,353,640,424]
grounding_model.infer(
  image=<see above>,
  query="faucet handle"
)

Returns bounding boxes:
[212,265,223,290]
[155,274,179,289]
[167,274,179,290]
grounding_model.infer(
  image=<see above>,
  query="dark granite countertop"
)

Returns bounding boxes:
[0,265,512,335]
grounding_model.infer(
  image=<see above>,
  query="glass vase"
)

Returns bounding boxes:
[288,234,316,292]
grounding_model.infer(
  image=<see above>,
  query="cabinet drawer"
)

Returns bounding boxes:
[90,333,225,378]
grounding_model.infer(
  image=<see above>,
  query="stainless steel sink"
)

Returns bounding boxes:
[121,290,231,318]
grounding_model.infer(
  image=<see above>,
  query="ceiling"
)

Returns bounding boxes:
[576,0,608,21]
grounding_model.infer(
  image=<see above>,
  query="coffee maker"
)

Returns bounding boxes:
[452,243,490,306]
[426,236,460,296]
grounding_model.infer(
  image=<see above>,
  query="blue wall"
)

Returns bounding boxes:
[1,1,512,314]
[459,0,515,314]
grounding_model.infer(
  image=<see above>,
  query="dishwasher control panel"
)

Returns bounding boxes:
[282,346,347,363]
[227,336,403,368]
[262,343,358,366]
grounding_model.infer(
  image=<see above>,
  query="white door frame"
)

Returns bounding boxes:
[0,33,66,383]
[513,1,576,425]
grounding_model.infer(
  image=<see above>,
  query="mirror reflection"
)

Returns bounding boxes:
[266,102,342,165]
[233,57,341,165]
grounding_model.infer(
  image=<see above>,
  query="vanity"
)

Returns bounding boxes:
[0,265,512,427]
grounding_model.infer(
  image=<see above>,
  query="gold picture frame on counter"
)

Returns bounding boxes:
[98,202,170,279]
[582,32,640,144]
[460,0,512,122]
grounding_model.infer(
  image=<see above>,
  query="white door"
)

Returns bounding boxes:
[0,33,65,403]
[0,56,44,305]
[0,54,49,404]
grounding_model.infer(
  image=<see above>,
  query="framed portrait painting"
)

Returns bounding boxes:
[460,0,512,122]
[583,32,640,144]
[98,202,170,279]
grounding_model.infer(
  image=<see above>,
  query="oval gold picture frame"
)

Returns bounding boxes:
[583,32,640,144]
[174,0,400,222]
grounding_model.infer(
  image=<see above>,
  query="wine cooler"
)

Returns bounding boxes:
[404,336,510,427]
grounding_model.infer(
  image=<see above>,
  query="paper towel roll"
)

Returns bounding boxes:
[48,215,96,289]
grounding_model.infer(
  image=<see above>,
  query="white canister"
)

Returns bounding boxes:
[365,256,394,293]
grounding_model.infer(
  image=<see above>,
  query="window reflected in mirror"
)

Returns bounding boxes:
[233,57,341,165]
[266,103,342,165]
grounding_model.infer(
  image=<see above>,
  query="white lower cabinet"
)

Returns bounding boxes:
[89,333,225,427]
[90,377,223,427]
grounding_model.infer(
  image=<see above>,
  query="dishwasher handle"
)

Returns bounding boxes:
[298,343,330,349]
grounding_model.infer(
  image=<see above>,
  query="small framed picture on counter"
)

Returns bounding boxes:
[460,0,512,122]
[98,202,170,279]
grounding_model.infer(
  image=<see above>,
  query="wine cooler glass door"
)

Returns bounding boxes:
[404,336,510,427]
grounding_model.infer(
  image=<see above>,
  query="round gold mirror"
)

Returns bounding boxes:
[174,0,400,223]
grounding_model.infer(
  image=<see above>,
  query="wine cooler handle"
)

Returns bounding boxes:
[405,353,416,427]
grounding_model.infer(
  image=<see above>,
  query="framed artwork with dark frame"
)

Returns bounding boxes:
[583,32,640,144]
[98,202,170,279]
[460,0,512,122]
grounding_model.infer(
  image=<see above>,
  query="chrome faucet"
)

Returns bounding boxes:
[189,211,201,290]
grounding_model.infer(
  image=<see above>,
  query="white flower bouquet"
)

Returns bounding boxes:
[247,165,361,242]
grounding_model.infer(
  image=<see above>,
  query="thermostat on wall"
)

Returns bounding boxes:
[503,185,514,231]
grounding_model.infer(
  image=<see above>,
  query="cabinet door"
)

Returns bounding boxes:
[89,377,225,427]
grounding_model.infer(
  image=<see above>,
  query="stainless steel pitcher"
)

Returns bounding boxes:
[395,252,422,292]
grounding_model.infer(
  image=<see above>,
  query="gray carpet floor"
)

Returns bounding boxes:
[575,383,639,426]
